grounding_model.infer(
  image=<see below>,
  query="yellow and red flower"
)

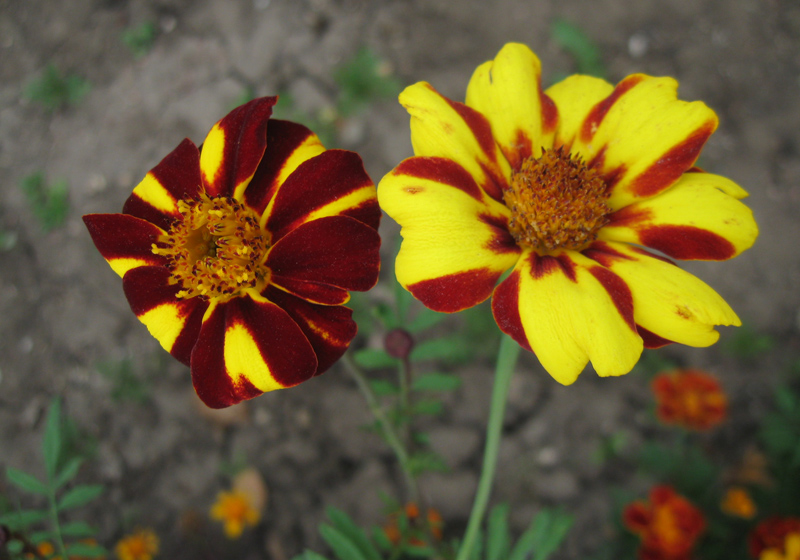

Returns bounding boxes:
[750,518,800,559]
[720,486,756,519]
[84,97,381,408]
[115,529,158,560]
[210,488,261,539]
[759,533,800,560]
[652,369,727,430]
[623,485,706,560]
[378,43,757,384]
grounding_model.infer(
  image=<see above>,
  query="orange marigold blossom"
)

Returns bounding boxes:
[84,97,381,408]
[652,369,727,430]
[114,529,159,560]
[26,540,104,560]
[384,502,444,546]
[760,533,800,560]
[720,486,756,519]
[210,488,261,539]
[623,485,706,560]
[750,518,800,558]
[378,43,758,384]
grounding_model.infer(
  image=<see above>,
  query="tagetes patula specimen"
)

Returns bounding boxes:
[85,97,381,408]
[378,43,758,384]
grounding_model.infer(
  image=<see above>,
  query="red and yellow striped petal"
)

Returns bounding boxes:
[265,285,357,375]
[83,213,167,277]
[263,150,379,242]
[545,75,614,152]
[400,82,510,201]
[465,43,558,170]
[557,75,718,209]
[242,119,326,215]
[199,97,277,199]
[492,249,642,384]
[122,266,208,366]
[601,172,758,260]
[190,293,318,408]
[122,138,203,231]
[267,215,381,305]
[379,156,520,313]
[583,241,741,347]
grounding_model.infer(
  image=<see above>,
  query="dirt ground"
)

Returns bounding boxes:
[1,0,799,558]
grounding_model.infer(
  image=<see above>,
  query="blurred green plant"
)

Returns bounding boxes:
[551,19,606,79]
[334,47,402,117]
[24,64,90,111]
[96,358,151,403]
[722,323,775,360]
[121,21,158,58]
[1,399,106,559]
[19,172,69,232]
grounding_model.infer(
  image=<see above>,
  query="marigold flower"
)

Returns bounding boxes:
[378,43,758,384]
[26,540,104,560]
[623,485,706,560]
[115,529,158,560]
[720,486,756,519]
[760,533,800,560]
[84,97,381,408]
[750,518,800,558]
[383,502,444,547]
[210,488,261,539]
[652,369,727,430]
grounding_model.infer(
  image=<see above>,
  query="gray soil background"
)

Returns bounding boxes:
[1,0,799,558]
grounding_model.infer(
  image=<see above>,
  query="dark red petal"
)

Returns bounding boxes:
[201,97,277,198]
[528,252,577,282]
[190,296,318,408]
[638,326,675,349]
[265,285,357,375]
[122,138,202,231]
[587,266,636,332]
[122,266,208,365]
[267,215,380,299]
[392,157,484,202]
[265,149,378,241]
[243,119,320,215]
[491,270,533,352]
[408,268,502,314]
[581,75,646,143]
[83,213,167,269]
[637,224,736,260]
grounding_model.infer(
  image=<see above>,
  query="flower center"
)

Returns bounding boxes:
[152,193,270,301]
[503,147,610,252]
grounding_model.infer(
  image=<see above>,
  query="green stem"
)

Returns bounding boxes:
[343,353,419,503]
[48,490,68,560]
[456,335,520,560]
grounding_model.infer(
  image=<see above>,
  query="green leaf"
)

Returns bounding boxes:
[533,510,573,560]
[411,400,444,416]
[57,484,104,510]
[412,373,462,392]
[551,19,605,77]
[369,379,399,397]
[65,542,107,558]
[776,387,797,414]
[407,308,447,333]
[325,507,382,560]
[372,526,394,551]
[60,520,95,537]
[6,539,24,555]
[6,467,48,495]
[0,508,48,529]
[410,337,464,362]
[487,503,511,560]
[372,302,399,329]
[30,530,53,544]
[404,544,435,557]
[394,279,412,326]
[319,524,369,560]
[407,451,448,476]
[54,457,84,490]
[292,552,331,560]
[43,397,62,483]
[353,349,398,370]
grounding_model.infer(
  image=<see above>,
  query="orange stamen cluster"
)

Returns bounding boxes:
[504,147,610,253]
[153,193,270,301]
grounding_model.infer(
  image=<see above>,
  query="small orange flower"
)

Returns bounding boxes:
[652,369,727,430]
[750,518,800,558]
[384,502,444,547]
[759,532,800,560]
[26,540,105,560]
[624,486,706,560]
[721,486,756,519]
[210,489,261,539]
[115,529,158,560]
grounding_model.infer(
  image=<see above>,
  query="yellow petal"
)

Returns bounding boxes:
[584,241,741,347]
[545,74,614,151]
[400,81,511,201]
[465,43,558,170]
[493,249,642,384]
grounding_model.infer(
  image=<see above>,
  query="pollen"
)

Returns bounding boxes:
[153,193,270,301]
[503,147,610,253]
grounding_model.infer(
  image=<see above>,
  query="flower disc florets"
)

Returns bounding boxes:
[152,193,270,301]
[503,147,610,253]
